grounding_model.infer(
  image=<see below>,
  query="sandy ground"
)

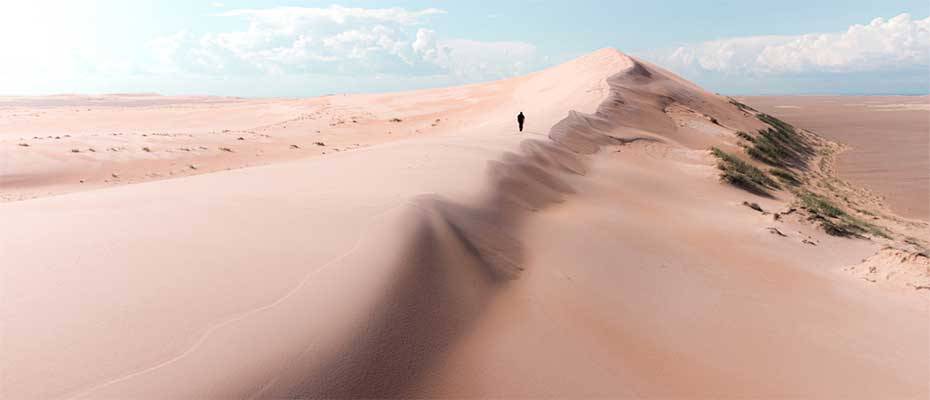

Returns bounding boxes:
[2,50,928,399]
[741,95,930,221]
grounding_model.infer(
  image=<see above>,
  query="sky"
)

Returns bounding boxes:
[0,0,927,97]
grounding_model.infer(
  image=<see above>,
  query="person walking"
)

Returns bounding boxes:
[517,112,525,132]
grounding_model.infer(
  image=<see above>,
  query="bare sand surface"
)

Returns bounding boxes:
[742,95,930,221]
[2,50,928,399]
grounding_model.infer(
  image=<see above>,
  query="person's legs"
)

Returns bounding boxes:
[519,121,524,132]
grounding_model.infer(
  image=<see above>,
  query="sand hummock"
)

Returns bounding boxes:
[1,49,927,399]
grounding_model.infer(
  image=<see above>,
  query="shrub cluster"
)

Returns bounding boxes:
[710,147,780,196]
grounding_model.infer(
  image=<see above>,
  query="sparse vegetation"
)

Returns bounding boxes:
[756,113,792,134]
[769,168,801,186]
[797,191,888,238]
[735,131,755,142]
[799,191,844,218]
[723,104,899,242]
[728,98,758,113]
[744,114,814,169]
[710,147,780,196]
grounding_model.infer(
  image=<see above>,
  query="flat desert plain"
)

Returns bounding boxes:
[1,49,928,399]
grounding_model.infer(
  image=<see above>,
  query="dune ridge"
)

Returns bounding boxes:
[2,49,928,399]
[240,49,748,399]
[258,53,638,398]
[66,49,629,400]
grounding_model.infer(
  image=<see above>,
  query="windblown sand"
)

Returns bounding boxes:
[742,95,930,221]
[1,50,927,399]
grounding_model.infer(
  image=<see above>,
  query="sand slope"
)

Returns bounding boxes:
[1,49,927,399]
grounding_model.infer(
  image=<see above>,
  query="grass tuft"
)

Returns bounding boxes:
[769,168,801,186]
[797,191,888,238]
[735,131,755,142]
[744,114,814,168]
[710,147,780,196]
[728,98,758,113]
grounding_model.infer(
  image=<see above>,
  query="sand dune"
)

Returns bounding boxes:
[1,49,927,399]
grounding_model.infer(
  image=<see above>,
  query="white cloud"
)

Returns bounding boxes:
[412,28,437,59]
[148,5,540,84]
[651,13,930,75]
[148,30,189,73]
[409,29,538,80]
[217,5,446,26]
[428,39,538,81]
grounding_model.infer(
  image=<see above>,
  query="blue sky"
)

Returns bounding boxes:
[1,0,927,96]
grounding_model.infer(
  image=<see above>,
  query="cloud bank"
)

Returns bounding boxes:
[150,5,542,89]
[643,14,929,94]
[2,5,925,96]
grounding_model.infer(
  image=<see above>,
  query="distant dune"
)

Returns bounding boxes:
[1,49,927,399]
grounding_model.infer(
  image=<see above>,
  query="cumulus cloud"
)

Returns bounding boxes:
[148,5,540,83]
[428,39,538,80]
[412,28,438,59]
[651,13,930,75]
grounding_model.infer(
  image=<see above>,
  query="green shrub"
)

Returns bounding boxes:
[711,147,780,196]
[799,191,845,218]
[745,114,814,169]
[756,113,795,135]
[769,168,801,186]
[735,131,755,142]
[728,98,758,113]
[797,191,888,238]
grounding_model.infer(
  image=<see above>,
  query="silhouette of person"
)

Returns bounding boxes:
[517,112,525,132]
